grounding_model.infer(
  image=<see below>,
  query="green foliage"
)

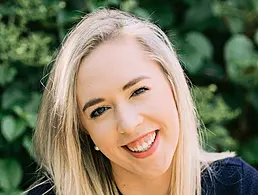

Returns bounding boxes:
[193,85,241,124]
[255,29,258,45]
[225,34,258,88]
[0,66,17,86]
[205,125,238,152]
[239,138,258,165]
[0,0,257,192]
[181,32,214,75]
[1,116,26,142]
[0,159,22,190]
[193,85,240,152]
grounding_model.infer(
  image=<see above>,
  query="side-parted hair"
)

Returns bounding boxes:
[31,8,234,195]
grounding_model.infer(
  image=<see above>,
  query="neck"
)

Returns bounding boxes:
[112,163,172,195]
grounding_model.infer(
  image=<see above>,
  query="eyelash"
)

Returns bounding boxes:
[90,87,149,119]
[130,86,149,97]
[90,107,110,119]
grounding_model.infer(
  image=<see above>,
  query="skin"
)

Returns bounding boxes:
[76,36,180,195]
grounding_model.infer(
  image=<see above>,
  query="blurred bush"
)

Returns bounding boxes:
[0,0,257,193]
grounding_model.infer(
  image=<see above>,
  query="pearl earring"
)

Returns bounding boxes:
[94,145,100,151]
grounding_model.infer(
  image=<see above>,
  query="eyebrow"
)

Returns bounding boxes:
[82,98,105,112]
[82,75,150,112]
[122,76,150,91]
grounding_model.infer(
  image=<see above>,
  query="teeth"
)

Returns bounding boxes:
[142,143,148,148]
[127,131,156,152]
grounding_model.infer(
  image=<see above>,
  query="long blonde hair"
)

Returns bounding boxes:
[32,8,234,195]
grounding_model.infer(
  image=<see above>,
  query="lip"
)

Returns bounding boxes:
[123,130,157,146]
[123,130,160,159]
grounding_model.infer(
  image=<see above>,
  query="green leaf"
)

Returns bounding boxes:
[56,9,66,40]
[24,93,41,113]
[0,159,23,190]
[227,17,244,34]
[0,4,16,17]
[107,0,120,5]
[0,190,23,195]
[13,107,37,128]
[182,32,214,74]
[13,106,38,128]
[185,32,213,59]
[23,136,34,158]
[25,114,37,128]
[205,125,238,152]
[225,34,254,64]
[252,0,258,13]
[1,86,27,110]
[193,85,241,124]
[133,8,150,19]
[212,1,223,16]
[0,65,17,86]
[184,1,213,30]
[15,33,52,67]
[15,0,52,21]
[180,52,203,75]
[1,116,26,142]
[224,35,258,88]
[1,116,15,142]
[121,0,137,12]
[55,9,82,25]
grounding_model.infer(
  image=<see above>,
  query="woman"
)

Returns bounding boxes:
[28,9,258,195]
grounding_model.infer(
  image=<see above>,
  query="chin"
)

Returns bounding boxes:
[137,157,173,178]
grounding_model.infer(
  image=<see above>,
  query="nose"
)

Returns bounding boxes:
[116,104,143,134]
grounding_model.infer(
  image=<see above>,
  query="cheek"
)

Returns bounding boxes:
[150,85,180,139]
[85,117,117,149]
[149,86,178,119]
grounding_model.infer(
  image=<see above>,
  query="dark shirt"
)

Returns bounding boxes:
[28,157,258,195]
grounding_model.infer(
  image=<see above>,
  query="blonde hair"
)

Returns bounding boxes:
[32,8,234,195]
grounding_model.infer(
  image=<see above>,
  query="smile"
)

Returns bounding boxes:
[127,131,157,152]
[123,130,160,159]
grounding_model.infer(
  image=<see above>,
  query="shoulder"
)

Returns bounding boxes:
[201,157,258,195]
[27,182,55,195]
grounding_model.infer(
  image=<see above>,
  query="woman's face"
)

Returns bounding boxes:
[76,36,179,178]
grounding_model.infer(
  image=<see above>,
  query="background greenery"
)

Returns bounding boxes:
[0,0,257,194]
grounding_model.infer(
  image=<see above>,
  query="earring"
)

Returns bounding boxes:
[94,145,100,151]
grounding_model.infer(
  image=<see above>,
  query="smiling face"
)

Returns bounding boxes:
[76,36,180,178]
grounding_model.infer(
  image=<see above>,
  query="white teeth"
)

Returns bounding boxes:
[142,142,148,148]
[127,131,156,152]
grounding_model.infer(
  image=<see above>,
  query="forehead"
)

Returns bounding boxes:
[77,36,161,94]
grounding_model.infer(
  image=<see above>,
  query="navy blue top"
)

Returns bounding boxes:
[28,157,258,195]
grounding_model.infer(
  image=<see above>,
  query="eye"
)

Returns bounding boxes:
[90,107,110,118]
[131,87,149,97]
